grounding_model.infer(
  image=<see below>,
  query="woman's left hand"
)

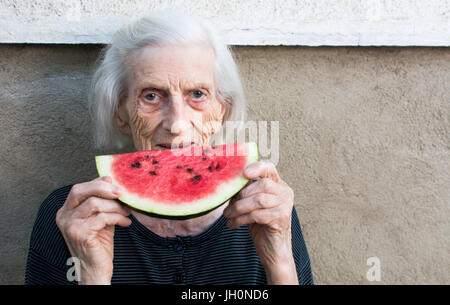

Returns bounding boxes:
[223,161,298,284]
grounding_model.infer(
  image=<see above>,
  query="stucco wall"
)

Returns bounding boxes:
[2,0,449,45]
[0,44,449,284]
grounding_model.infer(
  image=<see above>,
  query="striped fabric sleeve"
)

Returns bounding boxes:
[25,185,75,285]
[291,206,314,285]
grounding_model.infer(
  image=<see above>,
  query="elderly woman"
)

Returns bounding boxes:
[25,12,313,285]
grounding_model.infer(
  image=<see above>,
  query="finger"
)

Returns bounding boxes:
[66,176,123,209]
[244,161,280,183]
[239,178,280,198]
[227,207,278,229]
[228,177,274,206]
[73,197,131,219]
[87,212,132,231]
[223,193,280,219]
[229,178,259,204]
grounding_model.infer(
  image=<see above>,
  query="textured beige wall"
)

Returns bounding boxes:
[0,45,448,284]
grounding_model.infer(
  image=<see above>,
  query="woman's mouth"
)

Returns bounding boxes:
[156,142,196,150]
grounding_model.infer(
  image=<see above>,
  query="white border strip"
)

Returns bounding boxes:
[0,0,449,46]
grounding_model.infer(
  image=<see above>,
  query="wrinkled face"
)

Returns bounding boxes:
[116,43,226,151]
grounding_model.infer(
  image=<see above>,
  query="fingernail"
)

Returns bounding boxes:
[245,167,255,177]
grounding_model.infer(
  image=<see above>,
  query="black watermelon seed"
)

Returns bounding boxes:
[152,159,158,164]
[131,163,136,168]
[149,171,157,175]
[202,157,207,161]
[216,164,220,170]
[207,166,212,171]
[146,155,149,159]
[176,165,182,169]
[186,168,193,173]
[191,175,201,182]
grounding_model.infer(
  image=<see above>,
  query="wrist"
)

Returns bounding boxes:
[79,268,112,285]
[259,246,294,269]
[263,254,298,285]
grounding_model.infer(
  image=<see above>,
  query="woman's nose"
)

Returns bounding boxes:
[162,96,192,135]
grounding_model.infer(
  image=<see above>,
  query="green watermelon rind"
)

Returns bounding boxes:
[95,142,259,220]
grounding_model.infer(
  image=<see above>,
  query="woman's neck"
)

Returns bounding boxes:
[131,201,229,237]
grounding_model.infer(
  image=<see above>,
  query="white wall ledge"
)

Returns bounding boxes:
[1,0,449,46]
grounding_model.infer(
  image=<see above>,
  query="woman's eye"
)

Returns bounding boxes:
[191,90,205,99]
[144,93,159,102]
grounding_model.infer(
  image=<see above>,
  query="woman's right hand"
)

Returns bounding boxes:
[55,176,132,285]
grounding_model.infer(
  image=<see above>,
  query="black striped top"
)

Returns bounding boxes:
[25,184,314,285]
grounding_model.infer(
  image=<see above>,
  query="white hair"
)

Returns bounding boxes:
[88,10,246,152]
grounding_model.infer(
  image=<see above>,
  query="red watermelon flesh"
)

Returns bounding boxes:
[95,142,259,219]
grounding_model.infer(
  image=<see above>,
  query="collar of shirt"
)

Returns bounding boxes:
[128,213,229,247]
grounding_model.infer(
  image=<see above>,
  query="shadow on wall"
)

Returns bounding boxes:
[0,44,102,284]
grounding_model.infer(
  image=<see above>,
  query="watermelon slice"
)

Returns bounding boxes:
[95,142,259,219]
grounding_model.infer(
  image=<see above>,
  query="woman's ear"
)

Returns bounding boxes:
[116,100,132,135]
